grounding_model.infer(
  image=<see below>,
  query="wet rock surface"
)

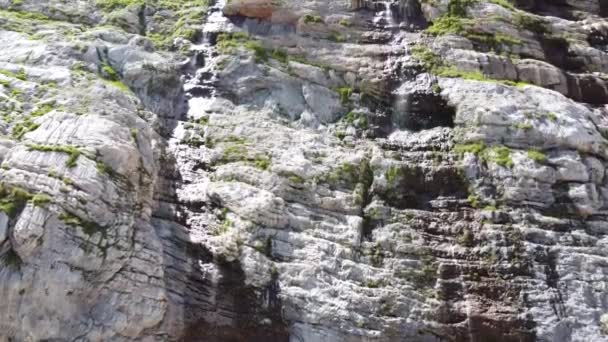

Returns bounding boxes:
[0,0,607,341]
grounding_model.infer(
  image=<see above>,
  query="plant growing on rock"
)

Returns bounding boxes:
[454,142,514,168]
[527,149,546,163]
[27,144,81,168]
[303,14,323,24]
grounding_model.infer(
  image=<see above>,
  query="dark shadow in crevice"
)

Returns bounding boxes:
[145,7,290,341]
[566,74,608,105]
[376,165,468,210]
[512,0,577,20]
[391,91,455,131]
[181,260,289,342]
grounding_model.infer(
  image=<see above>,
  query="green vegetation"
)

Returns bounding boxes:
[96,161,115,176]
[446,0,478,16]
[217,32,323,65]
[130,128,139,143]
[1,248,22,269]
[101,63,119,81]
[144,1,207,48]
[454,142,514,168]
[99,63,131,92]
[328,32,346,43]
[336,87,353,105]
[303,14,323,24]
[545,112,558,122]
[214,208,232,235]
[221,144,248,163]
[514,12,547,34]
[217,32,273,63]
[217,31,250,51]
[30,102,55,117]
[59,211,104,237]
[244,40,268,63]
[0,68,26,81]
[527,149,546,163]
[344,111,369,129]
[412,45,528,86]
[486,146,514,167]
[281,172,305,184]
[369,243,384,267]
[32,194,52,207]
[27,144,81,168]
[385,165,402,185]
[0,184,54,217]
[424,0,520,49]
[339,19,351,27]
[515,122,533,130]
[95,0,144,11]
[193,116,209,126]
[488,0,516,11]
[216,136,273,171]
[217,34,286,64]
[457,229,474,247]
[12,119,40,140]
[253,156,271,170]
[288,55,332,71]
[0,184,33,218]
[365,279,385,288]
[426,15,468,36]
[394,248,438,290]
[453,142,486,155]
[467,194,480,208]
[253,236,273,256]
[327,161,371,187]
[271,49,288,63]
[0,8,57,37]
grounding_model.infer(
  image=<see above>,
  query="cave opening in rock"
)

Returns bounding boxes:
[391,87,455,131]
[378,165,469,210]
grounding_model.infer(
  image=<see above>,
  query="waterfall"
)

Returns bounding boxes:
[373,1,396,28]
[184,0,232,114]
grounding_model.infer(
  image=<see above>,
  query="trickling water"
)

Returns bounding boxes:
[184,0,232,118]
[373,0,396,29]
[167,0,232,148]
[382,1,395,26]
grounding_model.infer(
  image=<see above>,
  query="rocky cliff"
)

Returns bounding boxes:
[0,0,608,341]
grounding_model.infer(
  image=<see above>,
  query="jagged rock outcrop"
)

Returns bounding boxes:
[0,0,607,341]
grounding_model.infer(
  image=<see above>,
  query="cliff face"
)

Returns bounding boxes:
[0,0,607,341]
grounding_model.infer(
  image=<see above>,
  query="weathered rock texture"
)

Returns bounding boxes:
[0,0,608,341]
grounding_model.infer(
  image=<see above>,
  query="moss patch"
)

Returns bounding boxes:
[27,144,81,168]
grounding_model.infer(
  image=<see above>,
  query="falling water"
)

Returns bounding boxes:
[167,0,232,149]
[185,0,232,117]
[373,1,396,28]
